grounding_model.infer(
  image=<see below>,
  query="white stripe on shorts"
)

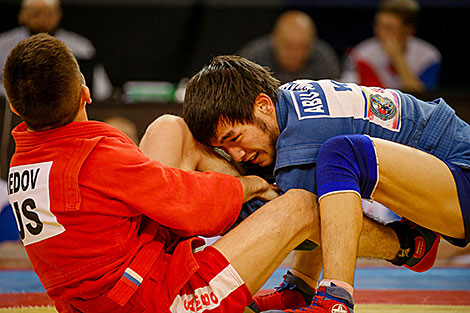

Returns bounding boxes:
[169,264,245,312]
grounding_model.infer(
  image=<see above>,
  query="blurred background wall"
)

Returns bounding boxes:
[2,0,469,89]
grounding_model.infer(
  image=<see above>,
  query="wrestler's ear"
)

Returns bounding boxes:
[80,85,92,105]
[254,93,275,115]
[9,102,19,116]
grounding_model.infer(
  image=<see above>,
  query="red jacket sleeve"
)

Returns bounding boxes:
[79,137,244,237]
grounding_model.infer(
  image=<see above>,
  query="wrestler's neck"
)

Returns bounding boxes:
[74,106,88,122]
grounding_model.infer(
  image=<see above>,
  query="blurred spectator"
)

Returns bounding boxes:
[0,0,112,100]
[238,10,341,83]
[341,0,441,92]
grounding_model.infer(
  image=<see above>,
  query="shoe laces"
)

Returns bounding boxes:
[276,280,297,292]
[255,278,296,300]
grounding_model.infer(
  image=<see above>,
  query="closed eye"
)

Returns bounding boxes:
[230,135,240,142]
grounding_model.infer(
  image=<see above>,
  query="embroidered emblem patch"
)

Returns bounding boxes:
[362,87,401,131]
[369,94,397,121]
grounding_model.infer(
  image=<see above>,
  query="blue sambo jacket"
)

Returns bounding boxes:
[274,80,470,194]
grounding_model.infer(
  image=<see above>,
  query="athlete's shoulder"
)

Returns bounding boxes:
[281,79,359,91]
[280,80,362,121]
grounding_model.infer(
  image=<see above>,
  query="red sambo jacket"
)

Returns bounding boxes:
[8,121,243,312]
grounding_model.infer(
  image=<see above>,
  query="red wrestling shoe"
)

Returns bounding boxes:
[263,283,354,313]
[249,271,315,312]
[387,218,440,273]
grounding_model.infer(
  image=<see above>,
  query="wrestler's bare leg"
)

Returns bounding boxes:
[213,189,319,294]
[320,137,465,291]
[290,215,399,288]
[373,138,464,238]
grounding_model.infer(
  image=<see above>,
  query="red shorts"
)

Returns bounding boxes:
[166,246,252,313]
[61,245,251,313]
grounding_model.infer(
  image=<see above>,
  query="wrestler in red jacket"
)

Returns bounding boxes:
[4,33,318,313]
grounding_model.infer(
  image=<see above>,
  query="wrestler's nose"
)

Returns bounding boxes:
[226,146,246,163]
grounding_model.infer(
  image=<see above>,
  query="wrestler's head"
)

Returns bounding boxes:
[183,55,281,167]
[3,33,89,131]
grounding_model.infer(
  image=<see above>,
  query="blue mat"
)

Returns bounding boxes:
[0,271,45,293]
[1,267,469,294]
[262,267,470,291]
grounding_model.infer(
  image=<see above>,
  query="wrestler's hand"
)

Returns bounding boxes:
[236,175,279,203]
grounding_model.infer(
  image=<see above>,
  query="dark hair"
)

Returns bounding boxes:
[182,55,281,146]
[3,33,82,131]
[379,0,420,26]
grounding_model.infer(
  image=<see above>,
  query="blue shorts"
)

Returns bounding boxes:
[443,162,470,247]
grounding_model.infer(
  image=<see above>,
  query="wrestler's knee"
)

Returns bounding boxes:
[284,188,316,206]
[317,134,378,200]
[282,189,318,224]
